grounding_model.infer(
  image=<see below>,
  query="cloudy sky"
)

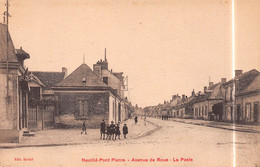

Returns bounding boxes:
[0,0,259,107]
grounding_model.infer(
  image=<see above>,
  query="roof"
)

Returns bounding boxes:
[0,23,17,63]
[15,47,30,59]
[55,63,108,88]
[239,73,260,95]
[29,71,65,88]
[223,69,259,94]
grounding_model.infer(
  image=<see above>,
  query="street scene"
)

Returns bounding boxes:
[0,0,260,167]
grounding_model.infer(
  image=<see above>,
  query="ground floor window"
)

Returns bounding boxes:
[79,100,88,116]
[245,103,251,119]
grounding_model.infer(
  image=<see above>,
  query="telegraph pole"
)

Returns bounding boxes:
[4,0,10,104]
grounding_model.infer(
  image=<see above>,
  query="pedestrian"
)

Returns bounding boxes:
[134,116,138,125]
[81,121,87,135]
[110,121,116,140]
[144,117,146,126]
[106,124,111,140]
[162,115,164,120]
[123,123,128,139]
[115,123,121,140]
[100,120,106,140]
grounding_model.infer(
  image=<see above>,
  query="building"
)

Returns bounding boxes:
[173,94,196,119]
[0,23,30,142]
[27,68,66,130]
[52,60,124,128]
[193,81,224,120]
[222,69,259,123]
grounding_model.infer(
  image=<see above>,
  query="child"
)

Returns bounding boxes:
[110,121,116,140]
[115,124,121,140]
[123,123,128,139]
[106,124,111,140]
[81,121,87,135]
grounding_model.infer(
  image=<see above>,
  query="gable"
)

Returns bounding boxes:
[56,63,107,87]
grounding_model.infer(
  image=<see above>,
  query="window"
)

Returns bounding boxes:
[205,106,208,115]
[230,89,233,101]
[82,77,87,84]
[79,100,88,116]
[103,77,108,85]
[245,103,251,119]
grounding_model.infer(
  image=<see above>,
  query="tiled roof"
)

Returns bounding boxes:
[29,71,65,88]
[55,63,108,87]
[239,73,260,95]
[0,23,17,63]
[224,69,259,94]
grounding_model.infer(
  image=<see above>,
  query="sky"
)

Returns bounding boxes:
[0,0,259,107]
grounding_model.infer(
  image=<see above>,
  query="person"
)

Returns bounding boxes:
[115,123,121,140]
[134,116,138,125]
[100,120,106,140]
[106,124,111,140]
[110,121,116,140]
[123,123,128,139]
[81,121,87,135]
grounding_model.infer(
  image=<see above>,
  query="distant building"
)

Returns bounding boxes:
[193,81,224,120]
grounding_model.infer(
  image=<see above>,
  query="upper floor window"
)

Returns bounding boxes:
[103,77,108,85]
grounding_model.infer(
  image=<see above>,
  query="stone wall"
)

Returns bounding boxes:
[55,91,109,128]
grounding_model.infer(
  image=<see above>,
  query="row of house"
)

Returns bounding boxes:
[0,23,133,143]
[144,69,260,124]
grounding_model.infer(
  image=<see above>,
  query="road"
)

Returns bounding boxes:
[0,117,259,167]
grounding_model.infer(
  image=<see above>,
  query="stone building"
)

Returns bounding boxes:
[0,23,30,142]
[52,61,123,128]
[27,68,66,130]
[223,69,259,123]
[193,81,224,120]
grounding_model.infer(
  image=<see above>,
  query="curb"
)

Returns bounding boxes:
[131,119,162,139]
[171,119,260,134]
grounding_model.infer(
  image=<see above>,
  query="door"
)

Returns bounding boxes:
[237,104,241,121]
[254,102,259,123]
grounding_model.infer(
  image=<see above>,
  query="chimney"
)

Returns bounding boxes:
[221,78,226,84]
[182,94,186,99]
[204,86,207,93]
[235,70,243,78]
[93,64,102,78]
[62,67,68,78]
[192,89,195,96]
[209,82,214,88]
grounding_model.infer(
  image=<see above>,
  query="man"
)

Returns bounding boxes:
[134,116,138,125]
[123,123,128,139]
[81,121,87,135]
[100,120,106,140]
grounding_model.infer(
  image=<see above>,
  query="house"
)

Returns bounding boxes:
[173,94,196,119]
[27,68,66,130]
[236,73,260,123]
[222,69,259,122]
[0,23,30,143]
[52,61,123,128]
[193,81,224,120]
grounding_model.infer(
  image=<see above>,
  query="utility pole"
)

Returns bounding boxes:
[4,0,10,105]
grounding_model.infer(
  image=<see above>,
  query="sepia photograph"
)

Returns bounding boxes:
[0,0,259,166]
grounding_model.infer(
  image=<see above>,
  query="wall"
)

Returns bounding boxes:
[55,91,109,128]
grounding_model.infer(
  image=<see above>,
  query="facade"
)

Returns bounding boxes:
[27,69,66,130]
[0,23,30,143]
[173,94,196,119]
[222,69,259,123]
[52,61,124,128]
[193,82,224,120]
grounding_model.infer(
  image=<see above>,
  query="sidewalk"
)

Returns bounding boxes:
[0,118,157,149]
[169,118,260,133]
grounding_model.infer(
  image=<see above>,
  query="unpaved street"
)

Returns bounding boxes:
[1,118,259,167]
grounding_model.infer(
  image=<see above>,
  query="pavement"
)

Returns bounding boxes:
[168,117,260,133]
[0,118,158,149]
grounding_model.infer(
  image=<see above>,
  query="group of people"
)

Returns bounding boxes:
[162,115,169,120]
[81,120,128,140]
[100,120,128,140]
